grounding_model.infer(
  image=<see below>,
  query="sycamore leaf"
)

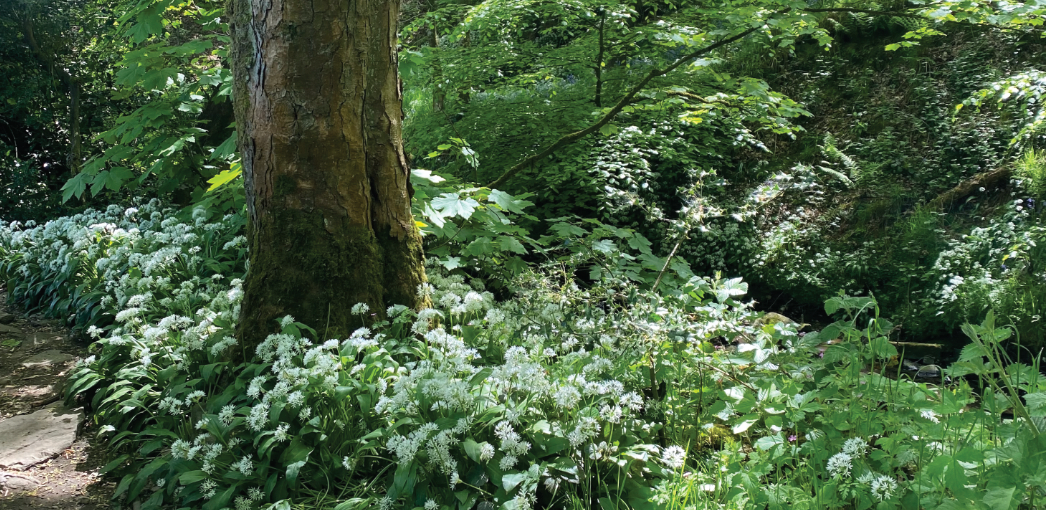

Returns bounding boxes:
[550,222,586,237]
[440,257,462,270]
[431,193,479,220]
[61,172,90,202]
[592,240,616,254]
[488,189,533,214]
[207,164,242,192]
[466,237,493,256]
[498,236,527,254]
[105,167,134,191]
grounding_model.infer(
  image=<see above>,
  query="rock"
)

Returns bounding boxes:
[753,313,795,328]
[21,350,76,369]
[0,312,14,324]
[0,471,38,491]
[0,403,83,470]
[915,364,942,379]
[0,323,23,338]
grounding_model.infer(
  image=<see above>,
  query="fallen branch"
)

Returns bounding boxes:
[927,167,1011,210]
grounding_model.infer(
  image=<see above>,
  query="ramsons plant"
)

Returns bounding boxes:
[4,199,1046,510]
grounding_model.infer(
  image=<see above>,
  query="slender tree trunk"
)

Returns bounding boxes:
[430,27,445,113]
[229,0,427,350]
[21,17,81,174]
[594,9,605,107]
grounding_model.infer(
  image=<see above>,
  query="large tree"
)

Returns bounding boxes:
[229,0,427,347]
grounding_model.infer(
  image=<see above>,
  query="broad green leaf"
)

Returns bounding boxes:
[431,193,479,219]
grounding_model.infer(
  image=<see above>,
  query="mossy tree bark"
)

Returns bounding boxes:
[229,0,427,352]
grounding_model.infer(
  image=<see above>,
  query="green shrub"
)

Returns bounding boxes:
[1016,148,1046,199]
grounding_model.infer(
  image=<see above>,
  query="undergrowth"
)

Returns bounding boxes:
[3,205,1046,509]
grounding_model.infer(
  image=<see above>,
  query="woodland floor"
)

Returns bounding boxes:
[0,289,112,510]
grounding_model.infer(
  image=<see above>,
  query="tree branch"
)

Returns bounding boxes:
[485,23,762,189]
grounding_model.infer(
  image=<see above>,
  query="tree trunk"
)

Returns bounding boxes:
[229,0,427,350]
[21,17,81,174]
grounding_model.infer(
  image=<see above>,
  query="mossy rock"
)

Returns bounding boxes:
[753,313,796,328]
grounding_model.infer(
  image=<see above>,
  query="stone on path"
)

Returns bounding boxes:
[0,403,83,470]
[0,312,14,324]
[21,349,76,369]
[0,471,38,490]
[0,323,23,338]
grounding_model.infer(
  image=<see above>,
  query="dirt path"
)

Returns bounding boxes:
[0,289,112,509]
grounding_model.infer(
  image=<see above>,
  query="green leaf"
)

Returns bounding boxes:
[488,190,533,214]
[755,434,784,451]
[497,236,527,254]
[983,486,1019,510]
[431,193,479,219]
[466,236,493,256]
[592,240,616,254]
[502,472,527,491]
[62,172,91,202]
[179,470,209,485]
[332,499,368,510]
[463,438,482,463]
[106,167,134,191]
[440,256,462,270]
[207,164,243,192]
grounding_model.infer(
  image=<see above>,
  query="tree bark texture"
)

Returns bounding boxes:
[229,0,427,349]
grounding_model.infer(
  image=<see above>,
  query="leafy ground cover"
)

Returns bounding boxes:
[2,201,1045,510]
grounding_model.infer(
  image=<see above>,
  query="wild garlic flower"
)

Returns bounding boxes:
[499,455,518,470]
[351,303,370,315]
[662,445,687,469]
[273,423,290,442]
[479,442,495,462]
[870,474,898,500]
[233,454,254,476]
[171,440,191,459]
[920,409,940,424]
[842,437,868,458]
[200,479,217,499]
[218,405,235,426]
[826,452,852,478]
